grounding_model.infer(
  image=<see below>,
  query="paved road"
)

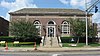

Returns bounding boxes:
[0,51,100,56]
[0,54,100,56]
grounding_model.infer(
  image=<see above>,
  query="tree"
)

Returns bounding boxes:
[88,24,97,38]
[69,18,97,44]
[69,19,86,37]
[69,18,86,44]
[88,23,97,43]
[9,20,39,41]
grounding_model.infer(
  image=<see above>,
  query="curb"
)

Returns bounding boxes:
[1,50,100,52]
[1,48,100,52]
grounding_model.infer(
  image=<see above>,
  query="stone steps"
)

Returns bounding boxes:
[44,37,60,48]
[52,37,60,47]
[44,37,51,48]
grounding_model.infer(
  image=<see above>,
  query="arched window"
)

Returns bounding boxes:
[34,21,40,25]
[48,21,54,24]
[61,21,70,34]
[48,20,56,25]
[34,20,41,35]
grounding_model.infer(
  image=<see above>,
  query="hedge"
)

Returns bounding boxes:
[0,36,42,44]
[0,36,14,42]
[61,37,98,43]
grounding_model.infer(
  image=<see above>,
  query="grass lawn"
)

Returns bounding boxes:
[62,43,100,47]
[0,42,40,47]
[1,42,100,48]
[62,43,85,47]
[89,43,100,47]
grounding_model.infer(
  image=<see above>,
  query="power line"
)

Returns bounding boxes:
[86,0,100,13]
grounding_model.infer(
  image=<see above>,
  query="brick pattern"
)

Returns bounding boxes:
[9,8,92,37]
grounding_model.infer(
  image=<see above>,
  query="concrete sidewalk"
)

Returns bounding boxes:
[0,47,100,52]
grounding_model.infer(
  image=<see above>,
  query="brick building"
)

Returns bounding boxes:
[9,8,92,47]
[0,17,9,36]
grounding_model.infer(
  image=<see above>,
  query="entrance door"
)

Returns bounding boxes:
[46,21,56,37]
[48,26,55,37]
[45,21,57,47]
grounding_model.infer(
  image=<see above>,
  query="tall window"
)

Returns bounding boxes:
[34,21,41,35]
[62,21,70,34]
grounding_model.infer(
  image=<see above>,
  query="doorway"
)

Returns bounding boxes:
[46,21,56,37]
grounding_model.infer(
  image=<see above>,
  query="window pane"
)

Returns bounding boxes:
[62,21,70,34]
[34,21,41,35]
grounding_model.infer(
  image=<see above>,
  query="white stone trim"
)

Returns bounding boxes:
[46,20,56,37]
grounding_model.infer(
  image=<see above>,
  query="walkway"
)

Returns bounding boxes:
[0,47,100,52]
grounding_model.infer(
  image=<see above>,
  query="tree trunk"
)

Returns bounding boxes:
[76,37,79,44]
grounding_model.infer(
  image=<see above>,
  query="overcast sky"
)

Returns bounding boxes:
[0,0,100,23]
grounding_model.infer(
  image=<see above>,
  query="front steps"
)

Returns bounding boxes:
[44,37,60,48]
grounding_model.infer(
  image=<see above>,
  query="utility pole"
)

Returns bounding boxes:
[85,0,100,46]
[85,0,88,46]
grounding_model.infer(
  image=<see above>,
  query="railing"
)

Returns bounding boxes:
[43,36,45,46]
[57,36,62,47]
[41,36,45,46]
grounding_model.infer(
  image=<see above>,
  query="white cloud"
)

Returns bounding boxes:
[59,0,92,9]
[92,12,100,23]
[0,0,38,21]
[70,0,92,9]
[70,0,84,8]
[59,0,69,5]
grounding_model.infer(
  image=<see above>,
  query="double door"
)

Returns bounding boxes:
[47,26,56,37]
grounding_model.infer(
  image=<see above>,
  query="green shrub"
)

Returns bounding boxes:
[61,36,98,43]
[0,36,14,42]
[61,37,75,43]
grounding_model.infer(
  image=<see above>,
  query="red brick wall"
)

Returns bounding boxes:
[10,14,91,37]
